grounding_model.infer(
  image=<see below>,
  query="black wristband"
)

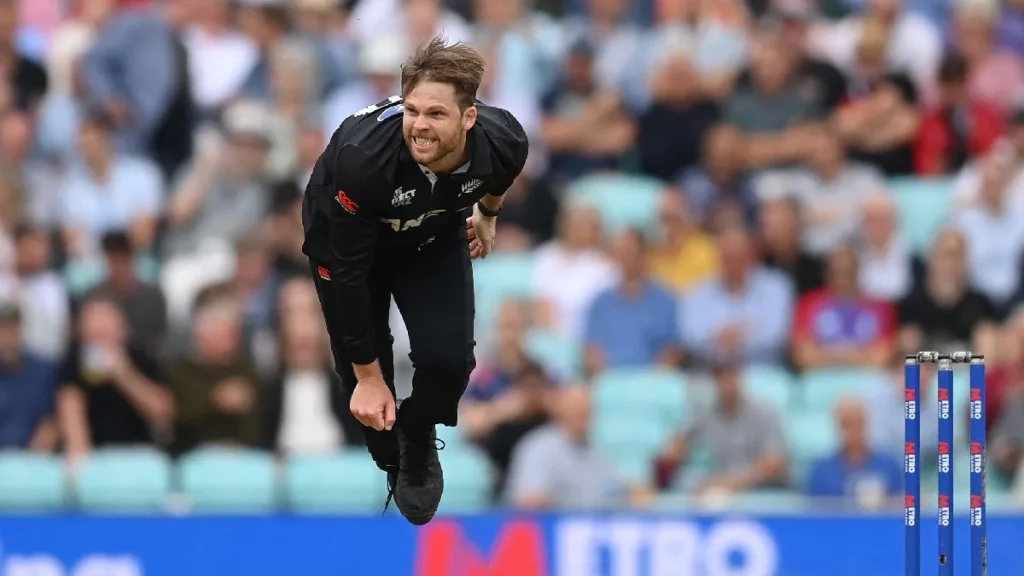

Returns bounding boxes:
[476,201,501,218]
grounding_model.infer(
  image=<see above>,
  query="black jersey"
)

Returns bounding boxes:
[301,96,529,365]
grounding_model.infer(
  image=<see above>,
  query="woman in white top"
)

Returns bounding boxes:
[531,201,618,340]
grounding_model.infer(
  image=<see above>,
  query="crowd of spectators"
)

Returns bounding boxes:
[4,0,1024,512]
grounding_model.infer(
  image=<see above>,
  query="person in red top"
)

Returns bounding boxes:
[916,54,1004,176]
[792,244,897,371]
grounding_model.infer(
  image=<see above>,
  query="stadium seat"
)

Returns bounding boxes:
[592,412,669,465]
[743,365,794,411]
[63,256,162,298]
[472,253,535,301]
[889,177,954,253]
[435,424,468,451]
[524,329,583,380]
[473,292,504,345]
[566,173,664,232]
[987,485,1015,512]
[285,451,387,514]
[437,448,492,514]
[179,448,278,513]
[75,447,172,513]
[0,452,65,512]
[786,412,838,463]
[922,365,972,410]
[593,367,688,432]
[799,368,888,412]
[615,454,656,485]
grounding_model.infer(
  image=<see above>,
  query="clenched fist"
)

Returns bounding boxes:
[350,376,396,431]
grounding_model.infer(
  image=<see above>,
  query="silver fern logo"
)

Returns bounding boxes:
[460,179,483,196]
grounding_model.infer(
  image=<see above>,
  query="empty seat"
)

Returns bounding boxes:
[286,451,386,514]
[179,448,278,513]
[593,367,688,431]
[472,253,535,300]
[890,177,953,253]
[800,368,888,412]
[786,412,838,463]
[437,448,492,514]
[0,452,65,512]
[524,329,583,380]
[75,447,171,513]
[567,173,663,233]
[743,365,794,411]
[592,412,669,465]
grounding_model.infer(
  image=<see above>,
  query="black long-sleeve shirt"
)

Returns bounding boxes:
[301,96,529,365]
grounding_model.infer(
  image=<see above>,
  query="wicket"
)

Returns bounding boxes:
[904,352,987,576]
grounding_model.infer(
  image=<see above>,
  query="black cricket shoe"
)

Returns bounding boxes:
[394,424,446,525]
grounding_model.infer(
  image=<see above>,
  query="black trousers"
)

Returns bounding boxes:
[309,226,476,461]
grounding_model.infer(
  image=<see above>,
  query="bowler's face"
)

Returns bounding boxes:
[403,81,474,166]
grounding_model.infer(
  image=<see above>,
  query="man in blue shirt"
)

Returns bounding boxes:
[806,397,902,508]
[0,303,58,450]
[585,228,682,374]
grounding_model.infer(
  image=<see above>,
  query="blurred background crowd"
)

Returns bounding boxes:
[4,0,1024,516]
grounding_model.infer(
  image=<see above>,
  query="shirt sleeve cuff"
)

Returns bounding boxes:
[345,339,378,367]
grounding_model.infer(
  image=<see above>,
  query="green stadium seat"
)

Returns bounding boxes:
[524,329,583,380]
[474,292,504,338]
[800,368,888,412]
[743,365,794,411]
[75,447,171,513]
[593,367,688,431]
[986,485,1016,512]
[787,412,838,463]
[435,424,468,451]
[890,177,954,253]
[285,451,386,514]
[472,253,535,300]
[0,452,65,512]
[613,452,657,485]
[437,448,492,513]
[923,365,972,410]
[567,173,664,232]
[179,448,278,513]
[592,412,669,465]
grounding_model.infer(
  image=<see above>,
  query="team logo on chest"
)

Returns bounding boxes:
[392,187,415,207]
[460,179,484,196]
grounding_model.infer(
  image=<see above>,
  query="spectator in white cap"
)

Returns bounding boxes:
[322,33,407,140]
[163,100,272,257]
[348,0,472,47]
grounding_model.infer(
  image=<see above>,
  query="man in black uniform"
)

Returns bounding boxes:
[301,37,529,525]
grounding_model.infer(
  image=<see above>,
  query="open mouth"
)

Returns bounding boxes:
[411,136,437,152]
